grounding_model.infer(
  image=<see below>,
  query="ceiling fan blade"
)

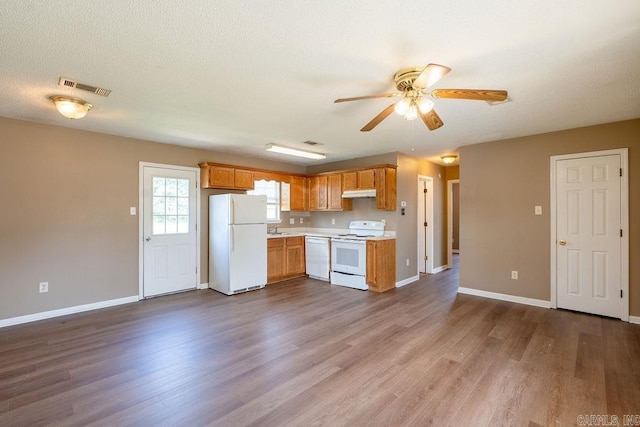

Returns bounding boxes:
[413,64,452,89]
[360,103,397,132]
[334,93,398,103]
[419,108,444,131]
[430,89,508,101]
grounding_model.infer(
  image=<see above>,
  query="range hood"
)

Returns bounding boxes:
[342,189,377,198]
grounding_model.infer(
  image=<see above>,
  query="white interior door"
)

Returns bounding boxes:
[417,176,433,274]
[555,154,622,318]
[142,165,198,297]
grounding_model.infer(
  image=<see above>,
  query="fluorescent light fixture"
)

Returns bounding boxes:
[49,95,92,119]
[266,144,326,160]
[441,154,458,164]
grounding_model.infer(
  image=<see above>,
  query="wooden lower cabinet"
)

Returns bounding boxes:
[267,236,306,283]
[366,239,396,292]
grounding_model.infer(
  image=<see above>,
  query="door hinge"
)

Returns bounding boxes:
[620,229,623,237]
[620,168,622,177]
[424,222,428,227]
[424,188,428,193]
[424,255,428,261]
[620,289,623,298]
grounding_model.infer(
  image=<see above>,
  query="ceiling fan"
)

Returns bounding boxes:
[335,63,508,132]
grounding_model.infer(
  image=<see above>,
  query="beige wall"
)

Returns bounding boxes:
[459,118,639,316]
[0,118,304,319]
[0,118,447,320]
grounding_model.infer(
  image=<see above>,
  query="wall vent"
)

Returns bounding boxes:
[303,140,322,146]
[58,77,112,97]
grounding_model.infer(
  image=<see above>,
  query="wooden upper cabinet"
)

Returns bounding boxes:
[308,175,328,210]
[375,167,397,211]
[342,171,358,191]
[234,169,255,190]
[327,174,343,210]
[290,176,308,211]
[199,163,255,190]
[342,169,375,190]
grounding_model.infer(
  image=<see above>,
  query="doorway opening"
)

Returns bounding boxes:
[447,179,460,268]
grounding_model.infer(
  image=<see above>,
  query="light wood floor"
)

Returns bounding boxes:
[1,260,639,426]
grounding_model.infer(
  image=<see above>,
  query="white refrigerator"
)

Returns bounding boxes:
[209,194,267,295]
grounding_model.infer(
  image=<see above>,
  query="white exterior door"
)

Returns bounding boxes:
[142,165,198,297]
[555,154,622,318]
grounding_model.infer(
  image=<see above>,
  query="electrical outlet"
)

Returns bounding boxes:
[331,218,335,225]
[39,282,49,293]
[381,219,385,225]
[535,205,542,215]
[130,207,136,215]
[289,218,295,224]
[406,259,410,266]
[511,271,518,280]
[299,218,304,224]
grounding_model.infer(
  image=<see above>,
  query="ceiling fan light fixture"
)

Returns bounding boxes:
[404,103,418,121]
[49,95,92,119]
[394,98,411,115]
[441,154,458,164]
[266,143,326,160]
[418,97,434,113]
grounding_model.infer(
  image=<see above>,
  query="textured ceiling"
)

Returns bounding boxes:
[1,1,639,165]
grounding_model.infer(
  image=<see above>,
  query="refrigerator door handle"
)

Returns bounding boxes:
[231,198,235,224]
[231,224,235,252]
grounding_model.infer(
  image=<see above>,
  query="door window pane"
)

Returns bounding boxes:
[152,177,190,235]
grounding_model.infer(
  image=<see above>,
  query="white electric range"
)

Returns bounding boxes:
[330,220,385,290]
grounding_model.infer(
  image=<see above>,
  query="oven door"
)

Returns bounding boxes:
[331,239,366,276]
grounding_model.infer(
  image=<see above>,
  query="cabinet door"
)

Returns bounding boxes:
[309,176,328,210]
[358,170,375,189]
[342,172,358,191]
[234,169,255,190]
[327,174,343,210]
[375,167,397,211]
[290,176,307,211]
[366,241,377,285]
[285,237,306,275]
[209,166,235,188]
[267,238,286,282]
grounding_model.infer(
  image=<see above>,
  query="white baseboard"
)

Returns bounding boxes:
[0,296,139,328]
[629,316,640,325]
[198,282,209,290]
[396,275,419,288]
[432,265,448,274]
[457,287,551,309]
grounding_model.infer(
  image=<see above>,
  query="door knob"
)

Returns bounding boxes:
[145,237,151,242]
[559,240,566,246]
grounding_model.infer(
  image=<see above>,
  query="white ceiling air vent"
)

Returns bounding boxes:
[58,77,112,97]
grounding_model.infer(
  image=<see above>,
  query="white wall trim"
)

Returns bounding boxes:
[138,162,201,299]
[0,296,139,328]
[432,265,448,274]
[549,148,629,321]
[447,179,459,269]
[198,282,209,290]
[396,275,419,288]
[629,316,640,325]
[458,287,551,309]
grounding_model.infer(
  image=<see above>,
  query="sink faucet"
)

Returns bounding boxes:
[268,225,279,234]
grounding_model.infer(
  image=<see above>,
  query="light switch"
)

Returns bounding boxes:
[130,207,136,215]
[535,206,542,215]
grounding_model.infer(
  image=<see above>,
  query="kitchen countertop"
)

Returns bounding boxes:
[267,228,395,240]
